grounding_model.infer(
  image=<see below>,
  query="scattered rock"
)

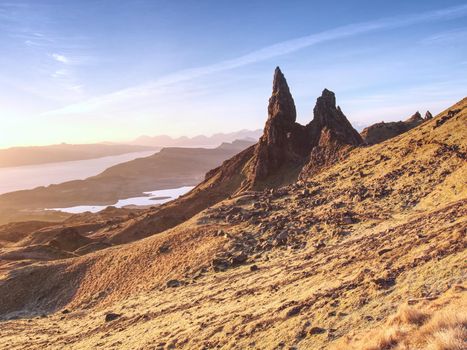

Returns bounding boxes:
[315,241,326,249]
[373,276,396,289]
[158,244,171,253]
[166,279,181,288]
[212,258,230,272]
[250,264,259,272]
[309,327,326,335]
[378,248,392,256]
[274,231,289,246]
[286,306,302,317]
[230,251,248,266]
[434,109,460,128]
[105,313,121,322]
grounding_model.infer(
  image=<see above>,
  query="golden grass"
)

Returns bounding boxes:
[389,304,430,326]
[334,292,467,350]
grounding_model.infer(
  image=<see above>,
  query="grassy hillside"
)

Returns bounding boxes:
[0,99,465,349]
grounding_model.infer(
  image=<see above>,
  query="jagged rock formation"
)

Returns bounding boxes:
[246,68,362,188]
[425,110,433,120]
[300,89,363,177]
[406,111,423,123]
[248,68,309,188]
[360,111,426,145]
[5,68,365,247]
[83,67,364,243]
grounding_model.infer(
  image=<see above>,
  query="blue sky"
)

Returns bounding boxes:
[0,0,466,147]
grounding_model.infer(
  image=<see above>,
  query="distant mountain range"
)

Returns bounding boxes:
[0,143,155,168]
[0,129,262,168]
[130,129,262,147]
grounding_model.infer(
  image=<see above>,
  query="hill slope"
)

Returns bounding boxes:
[0,83,465,348]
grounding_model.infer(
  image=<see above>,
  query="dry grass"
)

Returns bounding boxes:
[0,98,465,349]
[334,291,467,350]
[422,309,467,350]
[389,304,430,326]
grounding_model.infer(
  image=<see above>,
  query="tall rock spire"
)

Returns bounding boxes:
[267,67,296,127]
[241,69,364,190]
[248,67,309,187]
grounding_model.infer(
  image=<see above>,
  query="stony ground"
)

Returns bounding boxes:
[0,99,465,349]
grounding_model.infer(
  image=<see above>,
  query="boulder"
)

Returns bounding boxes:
[166,279,181,288]
[105,313,121,322]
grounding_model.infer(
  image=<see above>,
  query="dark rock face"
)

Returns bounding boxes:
[309,89,362,147]
[250,68,309,186]
[360,111,425,145]
[105,313,121,322]
[300,89,363,176]
[248,68,361,188]
[166,279,181,288]
[425,111,433,120]
[406,111,423,123]
[268,67,296,127]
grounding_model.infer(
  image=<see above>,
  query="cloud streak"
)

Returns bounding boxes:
[42,3,467,116]
[52,53,69,64]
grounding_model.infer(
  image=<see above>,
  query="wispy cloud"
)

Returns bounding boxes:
[1,2,91,98]
[52,53,70,64]
[40,3,467,117]
[420,28,467,45]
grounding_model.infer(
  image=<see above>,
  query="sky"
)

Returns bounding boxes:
[0,0,466,148]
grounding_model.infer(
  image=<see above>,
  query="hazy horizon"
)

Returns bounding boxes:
[1,0,466,148]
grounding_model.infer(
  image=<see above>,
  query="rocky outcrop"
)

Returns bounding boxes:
[98,68,365,243]
[406,111,423,123]
[246,69,362,188]
[425,111,433,120]
[300,89,363,176]
[308,89,362,146]
[248,67,309,188]
[360,111,426,145]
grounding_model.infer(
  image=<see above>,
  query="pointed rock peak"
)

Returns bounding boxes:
[425,110,433,120]
[313,89,338,123]
[249,68,304,186]
[406,111,423,123]
[313,89,339,120]
[318,88,336,107]
[267,67,296,125]
[311,88,363,146]
[272,67,288,93]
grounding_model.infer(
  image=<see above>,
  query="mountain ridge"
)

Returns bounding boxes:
[131,129,262,148]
